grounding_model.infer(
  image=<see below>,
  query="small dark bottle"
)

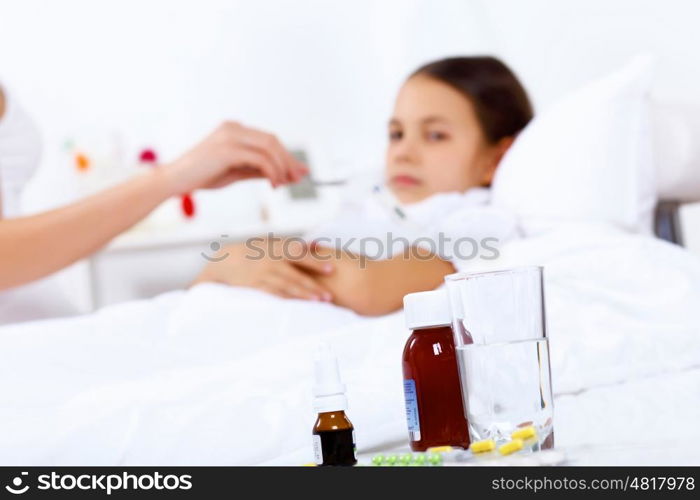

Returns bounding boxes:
[402,290,470,451]
[311,344,357,466]
[312,411,356,466]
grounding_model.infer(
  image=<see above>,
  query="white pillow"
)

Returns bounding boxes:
[491,55,656,236]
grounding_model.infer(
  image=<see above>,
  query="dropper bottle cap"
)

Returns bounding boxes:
[312,343,348,413]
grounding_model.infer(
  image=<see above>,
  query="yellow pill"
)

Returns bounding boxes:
[511,426,537,441]
[469,439,496,454]
[427,446,454,454]
[499,439,524,456]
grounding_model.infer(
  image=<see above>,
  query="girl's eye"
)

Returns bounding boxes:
[427,131,448,141]
[389,130,403,141]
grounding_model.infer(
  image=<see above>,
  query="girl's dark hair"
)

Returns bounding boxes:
[411,56,533,144]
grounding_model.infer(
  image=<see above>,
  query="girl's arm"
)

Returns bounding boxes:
[312,246,455,316]
[193,240,451,314]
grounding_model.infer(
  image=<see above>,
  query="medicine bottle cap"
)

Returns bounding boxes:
[403,289,451,330]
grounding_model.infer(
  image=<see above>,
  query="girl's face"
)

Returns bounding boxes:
[385,74,511,204]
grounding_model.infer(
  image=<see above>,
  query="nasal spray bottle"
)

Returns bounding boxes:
[312,343,357,466]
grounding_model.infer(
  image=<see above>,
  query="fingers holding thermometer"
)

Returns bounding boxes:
[163,121,308,195]
[233,125,308,186]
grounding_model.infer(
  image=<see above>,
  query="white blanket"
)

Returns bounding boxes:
[1,224,699,465]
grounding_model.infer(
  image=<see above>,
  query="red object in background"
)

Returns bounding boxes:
[402,325,471,451]
[181,193,195,218]
[137,147,196,218]
[74,152,91,172]
[139,148,158,164]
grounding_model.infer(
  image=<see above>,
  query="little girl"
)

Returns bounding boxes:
[197,56,534,315]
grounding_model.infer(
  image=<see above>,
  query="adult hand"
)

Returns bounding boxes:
[162,121,308,195]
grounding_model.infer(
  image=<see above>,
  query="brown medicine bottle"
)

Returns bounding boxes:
[311,344,357,466]
[312,411,356,466]
[402,290,470,451]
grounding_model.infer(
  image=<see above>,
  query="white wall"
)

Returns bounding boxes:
[0,0,494,215]
[3,0,700,209]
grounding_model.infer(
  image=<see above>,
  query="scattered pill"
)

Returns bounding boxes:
[511,426,537,441]
[499,439,524,456]
[470,439,496,454]
[427,446,454,454]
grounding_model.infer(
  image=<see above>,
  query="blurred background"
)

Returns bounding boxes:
[2,0,700,313]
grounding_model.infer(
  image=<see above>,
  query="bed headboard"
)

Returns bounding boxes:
[654,200,684,246]
[651,100,700,247]
[653,102,700,205]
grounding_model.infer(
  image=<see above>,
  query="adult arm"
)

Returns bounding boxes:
[0,122,307,290]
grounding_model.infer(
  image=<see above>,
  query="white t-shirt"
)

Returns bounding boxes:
[0,84,78,325]
[305,186,519,272]
[0,84,41,218]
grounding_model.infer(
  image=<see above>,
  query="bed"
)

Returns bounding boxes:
[0,223,698,465]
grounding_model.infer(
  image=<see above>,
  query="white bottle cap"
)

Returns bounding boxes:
[403,289,452,330]
[312,343,348,413]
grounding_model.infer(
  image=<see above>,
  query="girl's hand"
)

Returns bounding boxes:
[162,121,308,195]
[194,241,335,302]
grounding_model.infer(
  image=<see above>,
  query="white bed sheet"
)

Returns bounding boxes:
[0,224,699,465]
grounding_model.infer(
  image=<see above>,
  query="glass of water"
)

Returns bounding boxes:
[445,267,554,450]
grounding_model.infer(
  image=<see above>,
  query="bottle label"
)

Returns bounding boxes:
[313,430,356,466]
[403,379,421,441]
[352,430,357,459]
[313,434,323,464]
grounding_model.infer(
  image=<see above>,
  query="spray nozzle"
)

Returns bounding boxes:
[313,343,346,396]
[312,343,348,412]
